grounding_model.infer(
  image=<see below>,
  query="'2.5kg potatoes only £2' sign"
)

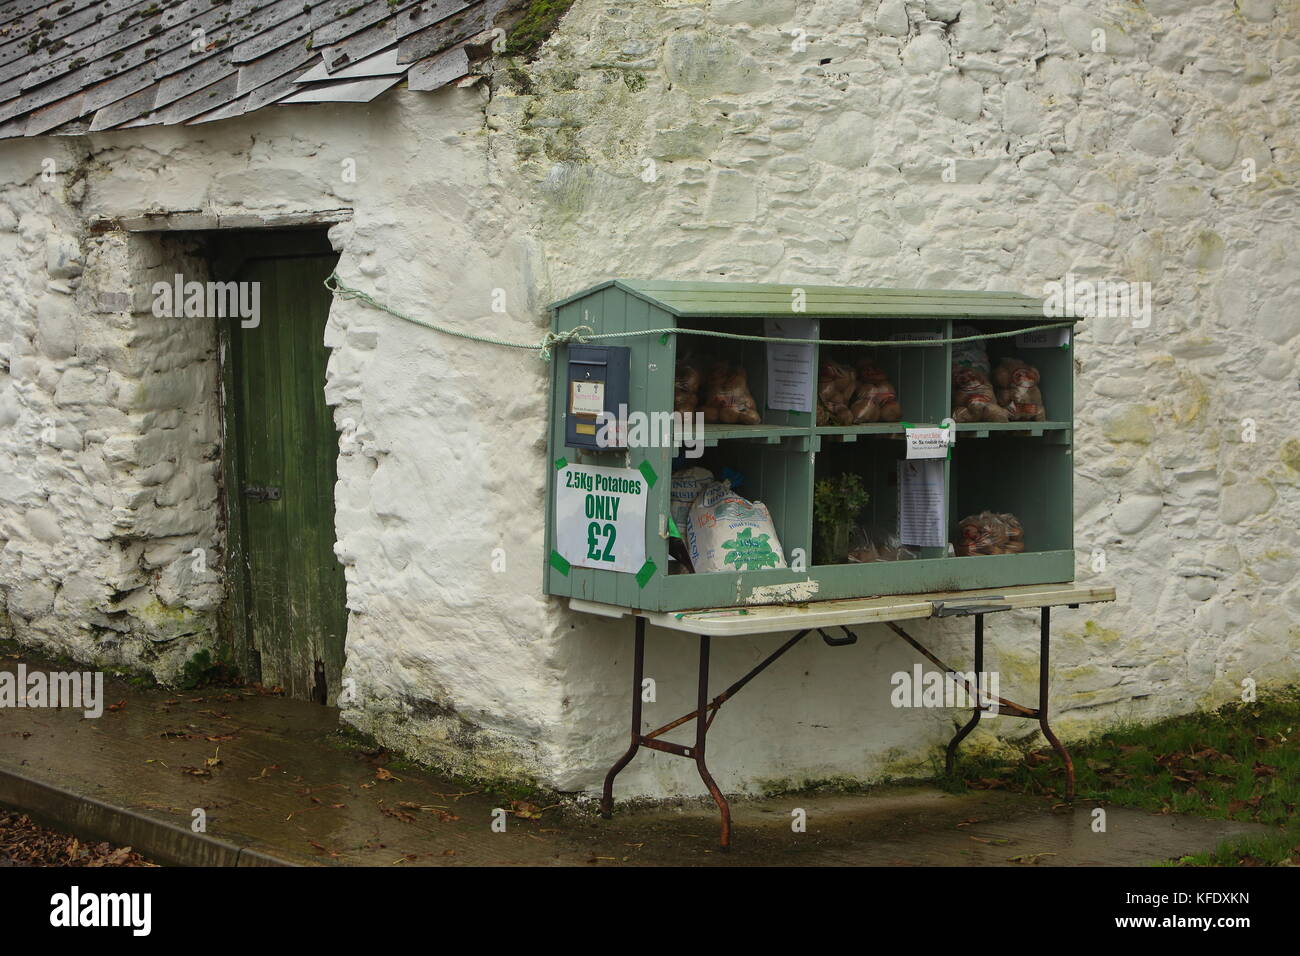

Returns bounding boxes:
[554,463,648,575]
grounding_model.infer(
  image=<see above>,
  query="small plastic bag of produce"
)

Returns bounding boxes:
[846,525,879,563]
[816,357,856,426]
[847,526,917,562]
[686,481,787,573]
[701,361,761,425]
[674,356,703,414]
[998,512,1025,553]
[850,358,903,423]
[954,511,1025,556]
[992,357,1047,422]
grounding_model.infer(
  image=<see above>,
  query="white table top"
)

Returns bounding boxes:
[570,582,1116,636]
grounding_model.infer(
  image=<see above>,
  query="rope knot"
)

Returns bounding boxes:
[324,272,364,301]
[538,324,594,361]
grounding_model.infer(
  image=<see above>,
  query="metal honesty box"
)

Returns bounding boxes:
[564,344,630,450]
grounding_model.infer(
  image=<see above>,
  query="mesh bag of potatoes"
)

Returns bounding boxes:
[953,511,1025,556]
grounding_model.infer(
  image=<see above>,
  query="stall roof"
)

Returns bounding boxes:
[0,0,520,139]
[550,279,1079,321]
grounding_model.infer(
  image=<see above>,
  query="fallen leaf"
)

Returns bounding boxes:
[510,800,544,820]
[1009,852,1057,865]
[378,802,416,824]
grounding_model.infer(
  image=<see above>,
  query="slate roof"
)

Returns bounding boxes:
[0,0,520,138]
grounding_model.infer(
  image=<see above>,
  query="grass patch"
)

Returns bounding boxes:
[949,687,1300,865]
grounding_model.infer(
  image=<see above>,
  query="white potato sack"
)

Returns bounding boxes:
[686,481,787,573]
[670,467,713,531]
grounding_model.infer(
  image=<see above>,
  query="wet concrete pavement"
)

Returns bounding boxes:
[0,656,1265,866]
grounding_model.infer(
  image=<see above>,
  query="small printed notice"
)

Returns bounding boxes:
[898,459,946,549]
[905,427,952,459]
[764,317,817,413]
[890,331,943,342]
[570,380,605,416]
[554,463,647,574]
[1016,328,1071,349]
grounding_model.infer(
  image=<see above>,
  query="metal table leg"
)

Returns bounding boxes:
[1035,606,1076,801]
[601,616,645,818]
[945,613,984,775]
[693,635,731,849]
[600,622,815,848]
[894,606,1076,802]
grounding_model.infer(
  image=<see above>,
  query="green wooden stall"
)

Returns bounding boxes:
[544,279,1081,614]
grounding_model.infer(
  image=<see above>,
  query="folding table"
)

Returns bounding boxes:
[577,582,1115,848]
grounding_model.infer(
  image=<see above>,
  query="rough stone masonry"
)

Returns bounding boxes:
[0,0,1296,799]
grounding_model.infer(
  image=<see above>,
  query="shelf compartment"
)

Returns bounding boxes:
[817,317,950,425]
[810,436,947,564]
[675,442,813,577]
[955,421,1073,439]
[674,422,811,448]
[951,435,1073,556]
[675,316,804,430]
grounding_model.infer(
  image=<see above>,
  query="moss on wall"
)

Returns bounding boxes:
[504,0,578,59]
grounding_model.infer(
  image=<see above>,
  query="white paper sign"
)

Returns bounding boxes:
[554,463,648,573]
[570,380,605,416]
[905,427,952,459]
[898,459,946,549]
[763,317,817,413]
[1015,328,1071,348]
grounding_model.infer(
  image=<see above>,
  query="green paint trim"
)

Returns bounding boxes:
[635,559,657,588]
[638,460,658,488]
[549,551,571,576]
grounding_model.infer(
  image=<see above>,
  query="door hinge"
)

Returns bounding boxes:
[242,484,281,501]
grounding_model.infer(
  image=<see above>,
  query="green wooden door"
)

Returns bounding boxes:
[226,251,347,703]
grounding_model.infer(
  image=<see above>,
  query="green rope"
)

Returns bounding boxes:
[324,272,1074,360]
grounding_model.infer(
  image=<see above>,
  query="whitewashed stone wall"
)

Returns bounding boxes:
[0,0,1295,798]
[0,138,224,680]
[495,0,1300,794]
[0,93,567,783]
